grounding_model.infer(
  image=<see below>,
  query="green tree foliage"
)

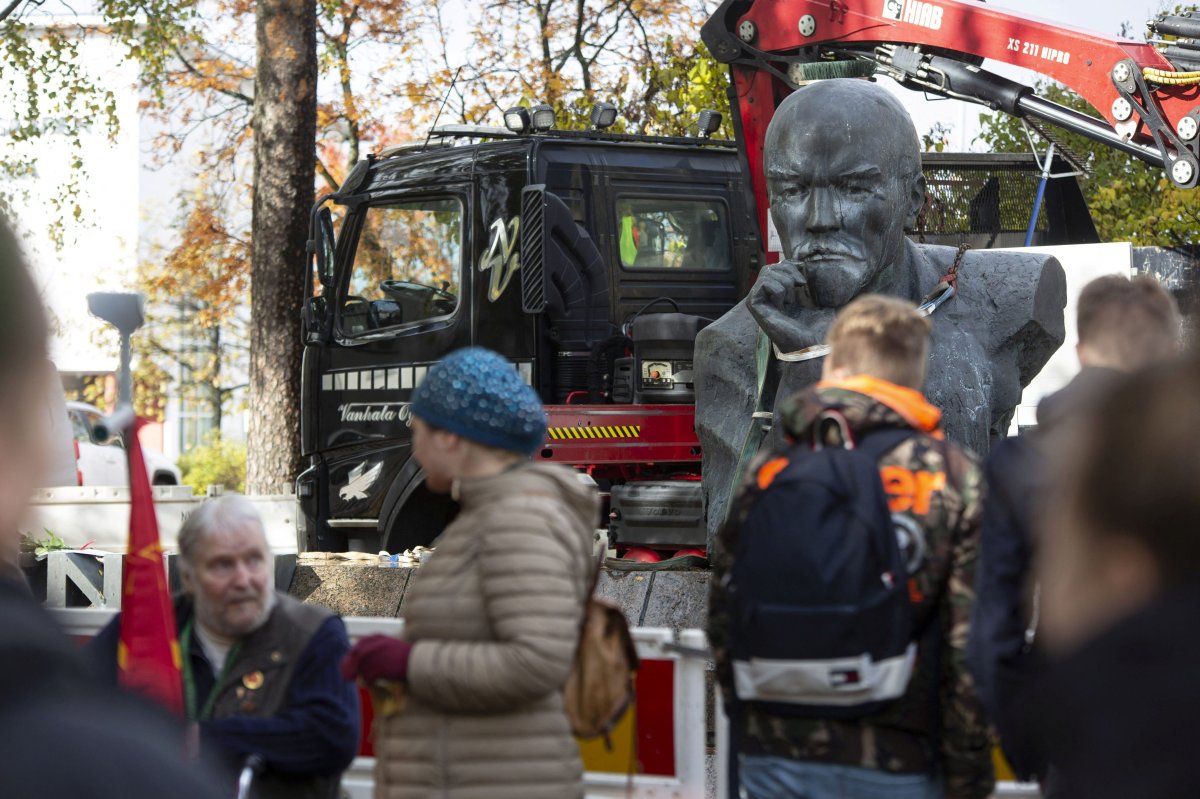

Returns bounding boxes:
[178,433,246,492]
[0,5,121,246]
[977,85,1197,248]
[922,122,952,153]
[405,0,728,138]
[631,39,733,139]
[137,194,249,433]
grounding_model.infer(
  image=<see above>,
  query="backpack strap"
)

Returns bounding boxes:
[852,426,915,461]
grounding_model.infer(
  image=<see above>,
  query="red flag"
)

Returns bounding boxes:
[118,418,184,715]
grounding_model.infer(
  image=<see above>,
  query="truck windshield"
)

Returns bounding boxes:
[341,197,463,335]
[616,197,732,271]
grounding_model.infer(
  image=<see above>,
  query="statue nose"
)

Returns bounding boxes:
[805,188,840,233]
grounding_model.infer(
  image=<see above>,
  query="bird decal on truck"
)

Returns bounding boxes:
[340,461,382,501]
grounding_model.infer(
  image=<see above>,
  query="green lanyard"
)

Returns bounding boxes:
[180,616,243,722]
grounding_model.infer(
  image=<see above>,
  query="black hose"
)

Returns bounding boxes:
[623,297,681,335]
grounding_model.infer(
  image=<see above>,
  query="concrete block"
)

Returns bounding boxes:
[595,569,652,627]
[290,564,409,617]
[288,563,711,631]
[45,551,105,608]
[640,570,710,632]
[596,568,710,633]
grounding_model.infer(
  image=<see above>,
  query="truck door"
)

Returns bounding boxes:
[471,168,538,388]
[305,188,472,549]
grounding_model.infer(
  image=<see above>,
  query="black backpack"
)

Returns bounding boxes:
[727,423,918,719]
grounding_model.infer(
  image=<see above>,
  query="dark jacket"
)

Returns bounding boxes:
[966,367,1123,780]
[710,376,993,799]
[1030,587,1200,799]
[90,591,360,799]
[0,577,222,799]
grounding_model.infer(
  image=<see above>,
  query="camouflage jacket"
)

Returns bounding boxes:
[708,375,994,799]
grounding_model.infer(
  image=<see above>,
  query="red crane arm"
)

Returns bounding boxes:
[702,0,1200,251]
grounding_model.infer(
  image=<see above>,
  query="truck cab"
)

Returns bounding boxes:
[297,125,754,553]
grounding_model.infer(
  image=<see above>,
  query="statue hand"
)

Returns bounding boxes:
[747,261,828,351]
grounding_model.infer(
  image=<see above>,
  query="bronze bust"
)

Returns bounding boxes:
[695,79,1066,541]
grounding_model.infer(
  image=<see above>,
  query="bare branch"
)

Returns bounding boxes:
[0,0,27,23]
[170,42,254,106]
[316,155,341,192]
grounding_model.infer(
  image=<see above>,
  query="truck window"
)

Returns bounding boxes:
[616,197,732,271]
[341,198,462,334]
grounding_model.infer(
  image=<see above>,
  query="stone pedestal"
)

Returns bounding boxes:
[290,564,412,617]
[289,563,712,631]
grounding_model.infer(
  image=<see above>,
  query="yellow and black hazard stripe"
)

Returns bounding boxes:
[547,424,642,440]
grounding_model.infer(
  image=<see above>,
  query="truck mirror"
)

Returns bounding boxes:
[317,206,336,287]
[302,295,330,343]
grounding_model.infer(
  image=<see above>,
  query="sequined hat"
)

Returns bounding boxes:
[411,347,547,455]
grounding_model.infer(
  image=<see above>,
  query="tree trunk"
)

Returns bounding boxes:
[246,0,316,494]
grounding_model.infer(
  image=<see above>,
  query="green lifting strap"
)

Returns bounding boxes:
[722,328,773,527]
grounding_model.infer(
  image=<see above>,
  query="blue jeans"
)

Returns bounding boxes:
[740,755,942,799]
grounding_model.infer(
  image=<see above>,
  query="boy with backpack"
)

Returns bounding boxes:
[709,295,993,799]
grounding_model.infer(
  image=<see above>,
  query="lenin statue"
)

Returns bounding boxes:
[695,79,1067,543]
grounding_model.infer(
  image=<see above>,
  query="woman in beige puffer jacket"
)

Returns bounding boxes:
[341,347,597,799]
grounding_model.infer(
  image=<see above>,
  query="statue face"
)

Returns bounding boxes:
[765,87,923,308]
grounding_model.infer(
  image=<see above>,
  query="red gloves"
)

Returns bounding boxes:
[340,635,413,683]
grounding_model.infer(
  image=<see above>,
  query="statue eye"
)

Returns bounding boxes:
[777,185,810,201]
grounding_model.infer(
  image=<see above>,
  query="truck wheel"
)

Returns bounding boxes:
[152,474,177,486]
[383,482,458,554]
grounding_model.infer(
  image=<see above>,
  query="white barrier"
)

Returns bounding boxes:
[340,619,712,799]
[22,486,300,554]
[584,627,709,799]
[49,610,1041,799]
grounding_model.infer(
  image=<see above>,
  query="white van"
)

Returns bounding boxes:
[65,401,181,486]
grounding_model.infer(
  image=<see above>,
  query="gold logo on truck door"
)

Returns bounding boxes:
[479,217,521,302]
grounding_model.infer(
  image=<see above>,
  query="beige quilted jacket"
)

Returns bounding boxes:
[373,462,598,799]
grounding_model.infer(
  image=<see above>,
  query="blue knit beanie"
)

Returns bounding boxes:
[411,347,547,455]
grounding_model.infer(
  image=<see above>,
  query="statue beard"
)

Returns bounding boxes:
[802,259,877,308]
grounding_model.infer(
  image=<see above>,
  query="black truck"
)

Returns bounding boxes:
[296,117,1096,555]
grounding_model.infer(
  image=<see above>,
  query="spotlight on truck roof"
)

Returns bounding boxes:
[590,101,618,130]
[503,106,531,134]
[696,109,723,138]
[530,103,556,132]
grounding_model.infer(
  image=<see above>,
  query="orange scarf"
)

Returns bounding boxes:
[817,375,944,439]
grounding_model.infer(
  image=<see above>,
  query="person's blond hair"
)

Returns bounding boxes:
[826,295,932,389]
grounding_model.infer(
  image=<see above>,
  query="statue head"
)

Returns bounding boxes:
[764,79,926,308]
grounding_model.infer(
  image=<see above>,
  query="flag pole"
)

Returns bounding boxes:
[87,292,184,717]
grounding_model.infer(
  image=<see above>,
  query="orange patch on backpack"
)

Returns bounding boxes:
[880,466,946,515]
[757,457,790,489]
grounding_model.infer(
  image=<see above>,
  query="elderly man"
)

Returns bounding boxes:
[90,495,359,799]
[696,79,1066,540]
